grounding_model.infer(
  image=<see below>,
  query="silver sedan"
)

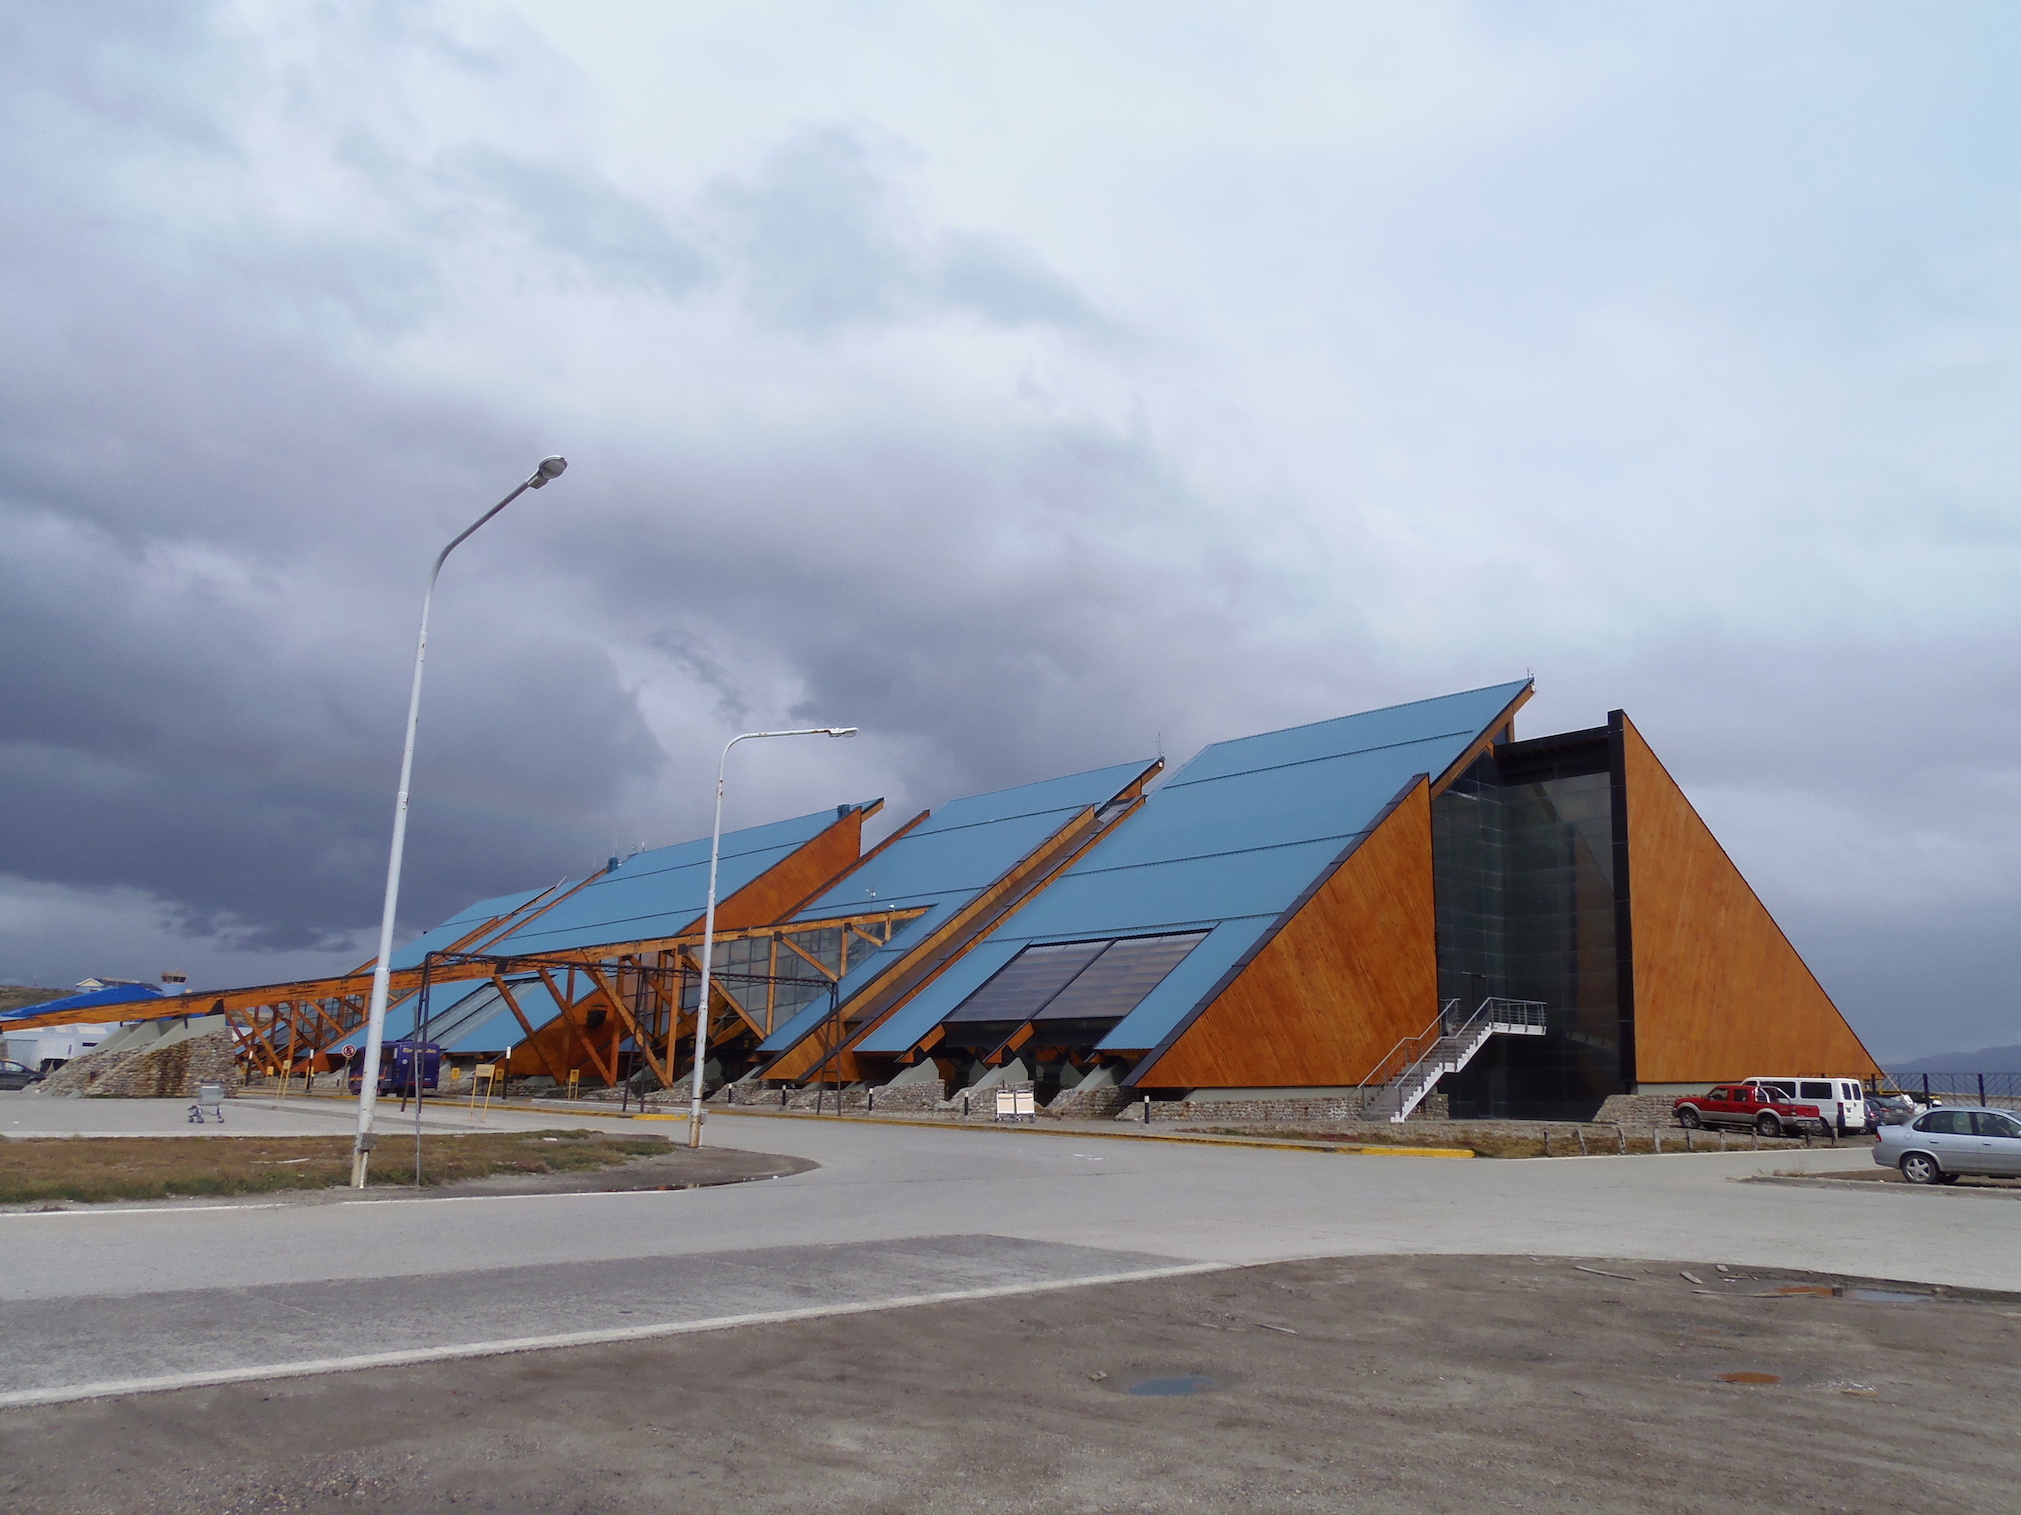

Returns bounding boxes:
[1873,1105,2021,1184]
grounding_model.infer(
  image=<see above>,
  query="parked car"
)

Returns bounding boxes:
[1866,1093,1924,1127]
[1874,1106,2021,1184]
[1743,1076,1869,1136]
[1674,1084,1829,1138]
[0,1059,46,1090]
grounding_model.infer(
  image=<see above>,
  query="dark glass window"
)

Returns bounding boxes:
[1917,1111,1968,1134]
[944,933,1208,1028]
[1035,932,1207,1021]
[946,941,1107,1023]
[1972,1112,2021,1139]
[1432,738,1623,1120]
[1799,1081,1833,1100]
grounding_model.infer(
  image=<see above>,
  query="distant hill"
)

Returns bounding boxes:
[1891,1044,2021,1074]
[0,985,65,1015]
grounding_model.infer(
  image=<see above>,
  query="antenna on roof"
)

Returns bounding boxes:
[1156,731,1163,759]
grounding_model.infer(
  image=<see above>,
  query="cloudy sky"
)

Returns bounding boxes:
[2,2,2016,1062]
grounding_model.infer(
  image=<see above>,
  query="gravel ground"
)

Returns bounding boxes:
[4,1253,2015,1515]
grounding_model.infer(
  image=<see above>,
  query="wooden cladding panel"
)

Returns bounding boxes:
[709,808,872,933]
[1136,779,1438,1089]
[1622,717,1880,1082]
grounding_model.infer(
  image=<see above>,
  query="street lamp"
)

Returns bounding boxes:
[349,455,568,1189]
[688,726,858,1148]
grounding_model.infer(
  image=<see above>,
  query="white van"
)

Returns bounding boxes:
[1745,1077,1867,1137]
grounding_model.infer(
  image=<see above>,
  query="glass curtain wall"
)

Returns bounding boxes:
[1431,734,1624,1119]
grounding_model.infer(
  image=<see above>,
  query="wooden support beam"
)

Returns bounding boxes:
[536,966,617,1086]
[491,975,565,1082]
[984,1021,1035,1067]
[583,964,670,1087]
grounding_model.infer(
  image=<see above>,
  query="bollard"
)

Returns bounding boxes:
[1616,1125,1626,1155]
[962,1094,971,1118]
[866,1088,875,1113]
[1576,1126,1588,1157]
[1653,1127,1662,1155]
[1542,1128,1552,1157]
[1142,1097,1151,1125]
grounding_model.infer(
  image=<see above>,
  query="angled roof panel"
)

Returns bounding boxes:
[481,807,862,958]
[854,681,1530,1060]
[332,979,492,1052]
[754,760,1156,1056]
[388,887,551,971]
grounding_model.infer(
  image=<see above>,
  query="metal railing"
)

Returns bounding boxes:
[1358,997,1549,1121]
[1359,999,1462,1095]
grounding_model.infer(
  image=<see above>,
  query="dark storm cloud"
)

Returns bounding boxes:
[0,8,1180,970]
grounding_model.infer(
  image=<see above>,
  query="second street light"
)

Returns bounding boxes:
[688,726,858,1148]
[349,454,568,1189]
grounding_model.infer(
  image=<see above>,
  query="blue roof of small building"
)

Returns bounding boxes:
[855,680,1530,1057]
[0,982,166,1021]
[755,760,1158,1055]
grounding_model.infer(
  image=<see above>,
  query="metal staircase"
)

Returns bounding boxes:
[1357,997,1548,1123]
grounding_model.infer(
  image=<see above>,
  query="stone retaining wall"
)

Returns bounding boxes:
[1594,1093,1683,1126]
[37,1027,237,1100]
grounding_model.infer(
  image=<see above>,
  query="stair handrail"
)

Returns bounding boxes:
[1358,1000,1462,1094]
[1360,997,1552,1107]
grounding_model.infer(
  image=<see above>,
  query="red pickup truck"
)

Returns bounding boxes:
[1673,1084,1829,1138]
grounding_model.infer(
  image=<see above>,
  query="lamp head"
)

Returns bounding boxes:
[530,455,568,489]
[826,727,859,738]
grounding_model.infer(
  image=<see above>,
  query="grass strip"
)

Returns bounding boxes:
[0,1129,668,1205]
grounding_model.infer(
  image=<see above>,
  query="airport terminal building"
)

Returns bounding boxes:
[13,681,1879,1121]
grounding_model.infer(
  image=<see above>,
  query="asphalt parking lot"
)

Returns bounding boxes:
[4,1253,2014,1515]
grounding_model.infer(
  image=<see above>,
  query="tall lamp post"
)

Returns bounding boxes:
[688,726,857,1148]
[350,455,569,1189]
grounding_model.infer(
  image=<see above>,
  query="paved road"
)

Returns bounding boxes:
[11,1254,2016,1515]
[2,1098,2012,1406]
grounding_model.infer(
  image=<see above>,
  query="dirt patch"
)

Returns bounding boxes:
[0,1130,810,1206]
[3,1255,2017,1514]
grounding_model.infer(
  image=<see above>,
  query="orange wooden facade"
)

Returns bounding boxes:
[1134,780,1439,1088]
[1621,717,1879,1082]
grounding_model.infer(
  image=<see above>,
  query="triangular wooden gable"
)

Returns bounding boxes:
[1619,716,1879,1082]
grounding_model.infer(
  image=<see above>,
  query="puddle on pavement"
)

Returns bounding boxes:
[1717,1371,1783,1385]
[1754,1283,1933,1304]
[1126,1375,1220,1397]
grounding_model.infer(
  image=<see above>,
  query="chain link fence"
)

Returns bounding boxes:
[1882,1070,2021,1111]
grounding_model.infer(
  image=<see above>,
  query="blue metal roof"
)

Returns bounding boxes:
[333,977,563,1056]
[1,982,165,1021]
[393,805,866,968]
[755,760,1158,1055]
[856,681,1529,1057]
[333,980,492,1050]
[388,887,552,970]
